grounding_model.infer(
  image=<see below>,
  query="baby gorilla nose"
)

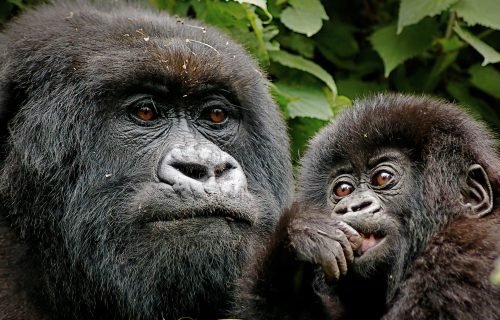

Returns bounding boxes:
[158,144,248,197]
[335,194,382,215]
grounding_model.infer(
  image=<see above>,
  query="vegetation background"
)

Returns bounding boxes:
[1,0,499,282]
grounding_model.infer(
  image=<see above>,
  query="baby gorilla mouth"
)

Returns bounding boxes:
[358,233,385,254]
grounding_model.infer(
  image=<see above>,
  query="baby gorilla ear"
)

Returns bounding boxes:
[461,164,493,218]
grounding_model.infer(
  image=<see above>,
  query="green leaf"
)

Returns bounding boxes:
[274,83,333,120]
[235,0,267,11]
[280,0,328,37]
[370,19,438,77]
[277,33,315,58]
[453,0,500,30]
[235,0,272,23]
[469,64,500,99]
[398,0,458,33]
[270,50,337,97]
[453,24,500,66]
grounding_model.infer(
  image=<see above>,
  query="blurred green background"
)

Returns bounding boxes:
[2,0,500,163]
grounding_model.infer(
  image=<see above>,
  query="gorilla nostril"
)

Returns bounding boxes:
[172,162,209,181]
[350,200,372,212]
[334,206,348,215]
[214,162,235,178]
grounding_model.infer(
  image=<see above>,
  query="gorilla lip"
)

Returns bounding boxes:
[144,206,254,226]
[359,233,385,253]
[358,232,385,255]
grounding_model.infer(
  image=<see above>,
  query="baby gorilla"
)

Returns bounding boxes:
[238,94,500,320]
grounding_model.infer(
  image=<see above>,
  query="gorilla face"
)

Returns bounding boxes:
[324,149,424,278]
[0,4,292,319]
[64,82,274,317]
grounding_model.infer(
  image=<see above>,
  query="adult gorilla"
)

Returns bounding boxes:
[239,94,500,319]
[0,2,292,319]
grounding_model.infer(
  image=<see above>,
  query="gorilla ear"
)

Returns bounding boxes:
[461,164,493,218]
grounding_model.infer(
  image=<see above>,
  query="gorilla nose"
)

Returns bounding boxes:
[335,194,381,215]
[158,144,248,196]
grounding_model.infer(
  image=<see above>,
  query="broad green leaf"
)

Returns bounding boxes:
[270,50,337,97]
[454,25,500,66]
[277,33,315,58]
[274,83,333,120]
[398,0,458,33]
[280,0,328,37]
[453,0,500,30]
[235,0,266,11]
[370,19,438,77]
[235,0,272,23]
[469,64,500,99]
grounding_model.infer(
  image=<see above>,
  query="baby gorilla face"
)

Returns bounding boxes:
[325,149,413,276]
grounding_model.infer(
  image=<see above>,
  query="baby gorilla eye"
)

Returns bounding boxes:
[333,182,354,198]
[136,105,158,122]
[372,170,393,187]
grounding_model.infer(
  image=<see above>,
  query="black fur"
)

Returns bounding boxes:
[0,2,293,319]
[238,94,500,320]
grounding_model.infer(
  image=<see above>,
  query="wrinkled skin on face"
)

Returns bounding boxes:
[237,94,500,320]
[0,3,292,320]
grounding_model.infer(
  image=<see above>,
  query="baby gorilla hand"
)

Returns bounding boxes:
[288,214,362,283]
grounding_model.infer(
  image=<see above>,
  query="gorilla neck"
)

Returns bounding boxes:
[0,218,47,320]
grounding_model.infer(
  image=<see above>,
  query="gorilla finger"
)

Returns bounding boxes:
[316,228,355,264]
[335,221,362,250]
[322,256,340,284]
[332,229,355,264]
[333,241,348,275]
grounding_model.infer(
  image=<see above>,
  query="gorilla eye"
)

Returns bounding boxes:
[136,105,158,122]
[372,171,393,187]
[333,182,354,198]
[202,108,228,125]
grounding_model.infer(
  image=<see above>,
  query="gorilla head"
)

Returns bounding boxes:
[299,94,498,282]
[237,94,500,320]
[0,3,292,319]
[294,93,500,318]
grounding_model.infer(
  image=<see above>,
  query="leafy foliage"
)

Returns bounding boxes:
[1,0,499,163]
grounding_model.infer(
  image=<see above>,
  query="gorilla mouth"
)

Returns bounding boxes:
[358,232,385,255]
[144,207,254,226]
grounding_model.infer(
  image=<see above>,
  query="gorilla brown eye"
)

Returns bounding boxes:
[207,108,227,124]
[333,183,354,198]
[372,171,393,187]
[136,106,157,122]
